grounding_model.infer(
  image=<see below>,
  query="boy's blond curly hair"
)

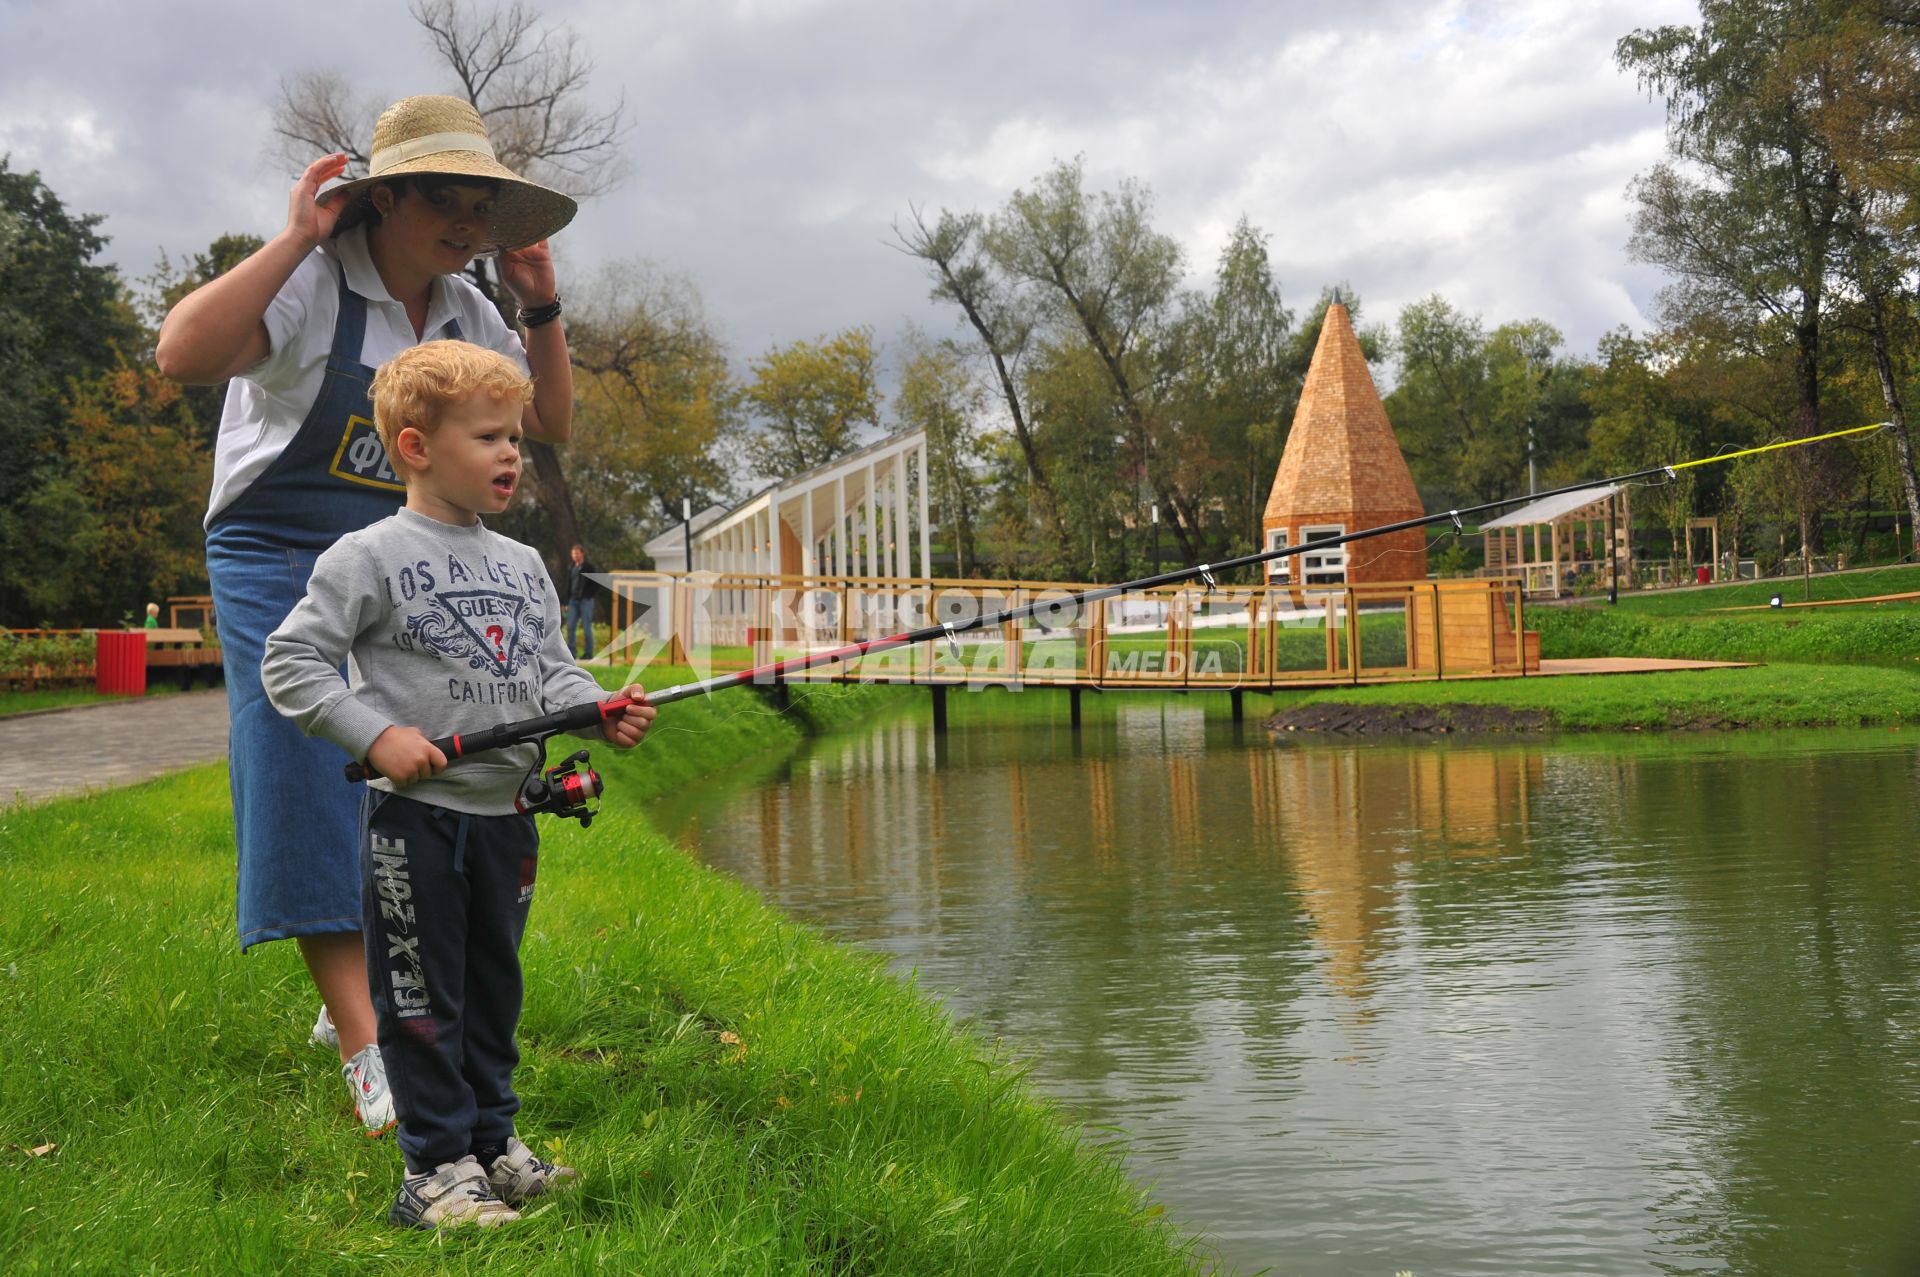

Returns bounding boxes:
[370,340,533,478]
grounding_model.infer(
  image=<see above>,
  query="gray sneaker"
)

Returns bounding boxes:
[484,1137,580,1205]
[389,1156,520,1230]
[310,1003,339,1051]
[342,1042,396,1136]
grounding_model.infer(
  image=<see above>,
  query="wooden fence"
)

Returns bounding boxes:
[603,572,1535,689]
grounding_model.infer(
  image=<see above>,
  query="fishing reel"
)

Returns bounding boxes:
[515,742,605,827]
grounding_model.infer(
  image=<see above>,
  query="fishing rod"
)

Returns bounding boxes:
[345,421,1886,788]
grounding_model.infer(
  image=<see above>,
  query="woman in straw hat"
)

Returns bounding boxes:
[157,95,577,1136]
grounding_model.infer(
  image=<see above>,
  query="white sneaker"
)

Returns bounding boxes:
[484,1136,580,1205]
[389,1155,520,1230]
[309,1004,339,1051]
[343,1042,396,1136]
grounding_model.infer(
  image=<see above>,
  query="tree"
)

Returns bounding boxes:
[0,160,145,624]
[272,0,630,556]
[983,159,1197,562]
[894,205,1072,561]
[895,329,987,576]
[1805,3,1920,551]
[531,260,740,565]
[1585,329,1699,561]
[1022,336,1134,577]
[142,232,267,450]
[741,328,881,480]
[1617,1,1853,558]
[1386,293,1590,508]
[2,362,209,625]
[1163,219,1298,563]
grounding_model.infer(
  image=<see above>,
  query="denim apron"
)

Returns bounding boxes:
[206,263,463,950]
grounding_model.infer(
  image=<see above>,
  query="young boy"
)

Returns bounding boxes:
[262,340,655,1229]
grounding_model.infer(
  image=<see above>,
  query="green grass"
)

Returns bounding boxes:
[0,687,124,717]
[0,683,190,719]
[1603,561,1920,615]
[1530,599,1920,668]
[1272,662,1920,730]
[0,677,1212,1276]
[1507,562,1920,671]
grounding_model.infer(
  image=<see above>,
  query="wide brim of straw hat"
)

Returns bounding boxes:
[318,96,578,252]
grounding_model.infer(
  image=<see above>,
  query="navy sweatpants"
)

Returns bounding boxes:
[362,789,540,1174]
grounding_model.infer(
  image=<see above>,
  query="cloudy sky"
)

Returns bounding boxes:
[3,0,1699,387]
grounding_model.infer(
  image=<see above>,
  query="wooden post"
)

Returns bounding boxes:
[1516,582,1527,676]
[1324,593,1338,673]
[1346,587,1359,685]
[1070,685,1082,730]
[931,683,947,735]
[1231,688,1244,722]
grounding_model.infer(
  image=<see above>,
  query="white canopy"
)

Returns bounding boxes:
[1479,483,1625,530]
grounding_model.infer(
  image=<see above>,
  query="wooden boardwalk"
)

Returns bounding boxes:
[764,654,1754,694]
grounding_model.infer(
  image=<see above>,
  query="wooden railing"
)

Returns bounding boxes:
[603,572,1536,688]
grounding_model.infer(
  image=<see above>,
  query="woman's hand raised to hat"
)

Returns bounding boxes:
[286,154,354,250]
[498,240,558,309]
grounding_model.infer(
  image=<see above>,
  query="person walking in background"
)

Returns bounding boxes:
[566,543,599,660]
[155,95,577,1136]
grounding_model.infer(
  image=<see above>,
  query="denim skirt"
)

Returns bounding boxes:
[208,533,363,951]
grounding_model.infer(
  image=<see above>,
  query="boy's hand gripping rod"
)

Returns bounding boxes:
[344,697,638,783]
[346,421,1887,784]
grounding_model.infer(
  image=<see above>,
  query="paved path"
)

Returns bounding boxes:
[1,690,230,807]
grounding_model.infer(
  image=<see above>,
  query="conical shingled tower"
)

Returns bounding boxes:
[1263,296,1426,585]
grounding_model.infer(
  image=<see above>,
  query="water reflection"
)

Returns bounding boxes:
[661,706,1920,1276]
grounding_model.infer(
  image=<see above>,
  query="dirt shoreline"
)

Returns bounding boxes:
[1260,701,1792,735]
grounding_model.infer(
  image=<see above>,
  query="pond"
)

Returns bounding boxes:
[658,694,1920,1276]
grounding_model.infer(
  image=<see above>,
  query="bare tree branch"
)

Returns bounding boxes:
[269,72,383,176]
[407,0,630,198]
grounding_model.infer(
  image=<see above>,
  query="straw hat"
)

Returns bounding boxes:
[322,96,577,252]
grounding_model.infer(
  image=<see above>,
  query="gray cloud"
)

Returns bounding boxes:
[1,0,1697,382]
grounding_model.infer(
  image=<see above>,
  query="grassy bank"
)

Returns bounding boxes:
[1255,564,1920,733]
[1270,662,1920,731]
[1526,562,1920,668]
[0,675,1211,1275]
[1529,600,1920,668]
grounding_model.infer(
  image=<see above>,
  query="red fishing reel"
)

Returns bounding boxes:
[515,747,604,827]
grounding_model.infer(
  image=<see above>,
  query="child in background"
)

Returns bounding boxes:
[261,341,654,1229]
[143,604,161,629]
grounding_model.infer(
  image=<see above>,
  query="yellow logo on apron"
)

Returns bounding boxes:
[328,414,406,491]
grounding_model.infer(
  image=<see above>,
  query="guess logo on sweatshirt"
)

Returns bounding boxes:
[408,589,543,678]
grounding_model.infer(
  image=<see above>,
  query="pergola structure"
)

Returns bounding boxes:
[643,428,932,582]
[1480,483,1632,598]
[634,429,933,648]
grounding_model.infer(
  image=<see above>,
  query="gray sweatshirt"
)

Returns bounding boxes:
[262,507,604,814]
